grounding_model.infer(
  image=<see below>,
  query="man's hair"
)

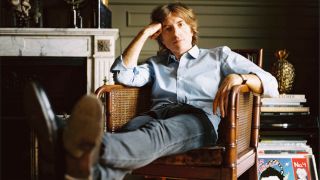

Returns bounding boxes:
[151,3,199,55]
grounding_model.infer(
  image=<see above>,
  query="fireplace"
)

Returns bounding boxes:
[1,56,87,179]
[1,57,87,115]
[0,28,118,179]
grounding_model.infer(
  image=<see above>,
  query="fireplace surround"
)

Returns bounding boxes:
[0,28,119,90]
[0,28,118,179]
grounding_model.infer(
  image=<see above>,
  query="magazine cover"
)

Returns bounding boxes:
[258,155,318,180]
[258,157,294,180]
[292,157,311,180]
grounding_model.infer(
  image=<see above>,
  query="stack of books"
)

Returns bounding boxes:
[261,94,310,116]
[257,139,319,180]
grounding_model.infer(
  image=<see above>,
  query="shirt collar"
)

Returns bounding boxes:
[188,45,200,59]
[167,45,200,64]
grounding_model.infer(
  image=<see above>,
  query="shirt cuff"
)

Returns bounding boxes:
[110,55,135,72]
[253,71,279,97]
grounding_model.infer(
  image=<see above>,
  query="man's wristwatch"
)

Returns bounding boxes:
[237,74,247,84]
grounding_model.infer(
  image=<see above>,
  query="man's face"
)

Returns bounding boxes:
[161,13,193,57]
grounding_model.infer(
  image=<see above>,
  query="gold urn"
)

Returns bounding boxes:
[271,49,295,94]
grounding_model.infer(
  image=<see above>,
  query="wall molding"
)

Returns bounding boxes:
[110,0,318,7]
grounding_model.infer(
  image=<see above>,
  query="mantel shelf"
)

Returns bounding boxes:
[0,28,119,92]
[0,28,119,37]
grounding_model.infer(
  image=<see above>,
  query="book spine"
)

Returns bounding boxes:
[261,112,310,116]
[258,150,309,154]
[260,106,310,112]
[261,94,307,104]
[262,94,305,99]
[261,98,307,103]
[278,94,305,99]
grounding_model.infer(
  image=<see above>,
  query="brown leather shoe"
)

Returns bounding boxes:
[63,94,104,179]
[23,81,65,180]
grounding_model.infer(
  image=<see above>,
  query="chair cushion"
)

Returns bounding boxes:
[152,146,224,166]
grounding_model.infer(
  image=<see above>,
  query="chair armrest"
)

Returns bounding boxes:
[95,85,152,132]
[230,84,261,148]
[220,84,261,166]
[95,84,126,97]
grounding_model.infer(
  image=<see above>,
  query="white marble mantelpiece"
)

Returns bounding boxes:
[0,28,119,92]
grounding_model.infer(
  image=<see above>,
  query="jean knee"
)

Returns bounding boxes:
[120,115,154,132]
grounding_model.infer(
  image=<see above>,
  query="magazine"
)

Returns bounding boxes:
[258,139,318,179]
[258,154,318,180]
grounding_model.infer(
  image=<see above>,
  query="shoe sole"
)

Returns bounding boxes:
[24,81,57,156]
[23,81,61,179]
[63,94,104,158]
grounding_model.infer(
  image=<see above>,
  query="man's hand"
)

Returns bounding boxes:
[213,74,243,118]
[142,23,162,40]
[122,23,162,68]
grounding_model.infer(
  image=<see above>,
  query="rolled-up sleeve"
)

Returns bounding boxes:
[110,55,152,87]
[220,46,279,97]
[251,70,279,97]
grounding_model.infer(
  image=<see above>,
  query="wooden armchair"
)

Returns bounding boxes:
[95,49,263,180]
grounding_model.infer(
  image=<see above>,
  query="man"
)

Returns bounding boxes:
[24,2,279,180]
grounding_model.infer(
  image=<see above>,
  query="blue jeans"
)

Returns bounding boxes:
[94,103,217,180]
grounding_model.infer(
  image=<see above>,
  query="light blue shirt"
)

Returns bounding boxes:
[111,46,279,132]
